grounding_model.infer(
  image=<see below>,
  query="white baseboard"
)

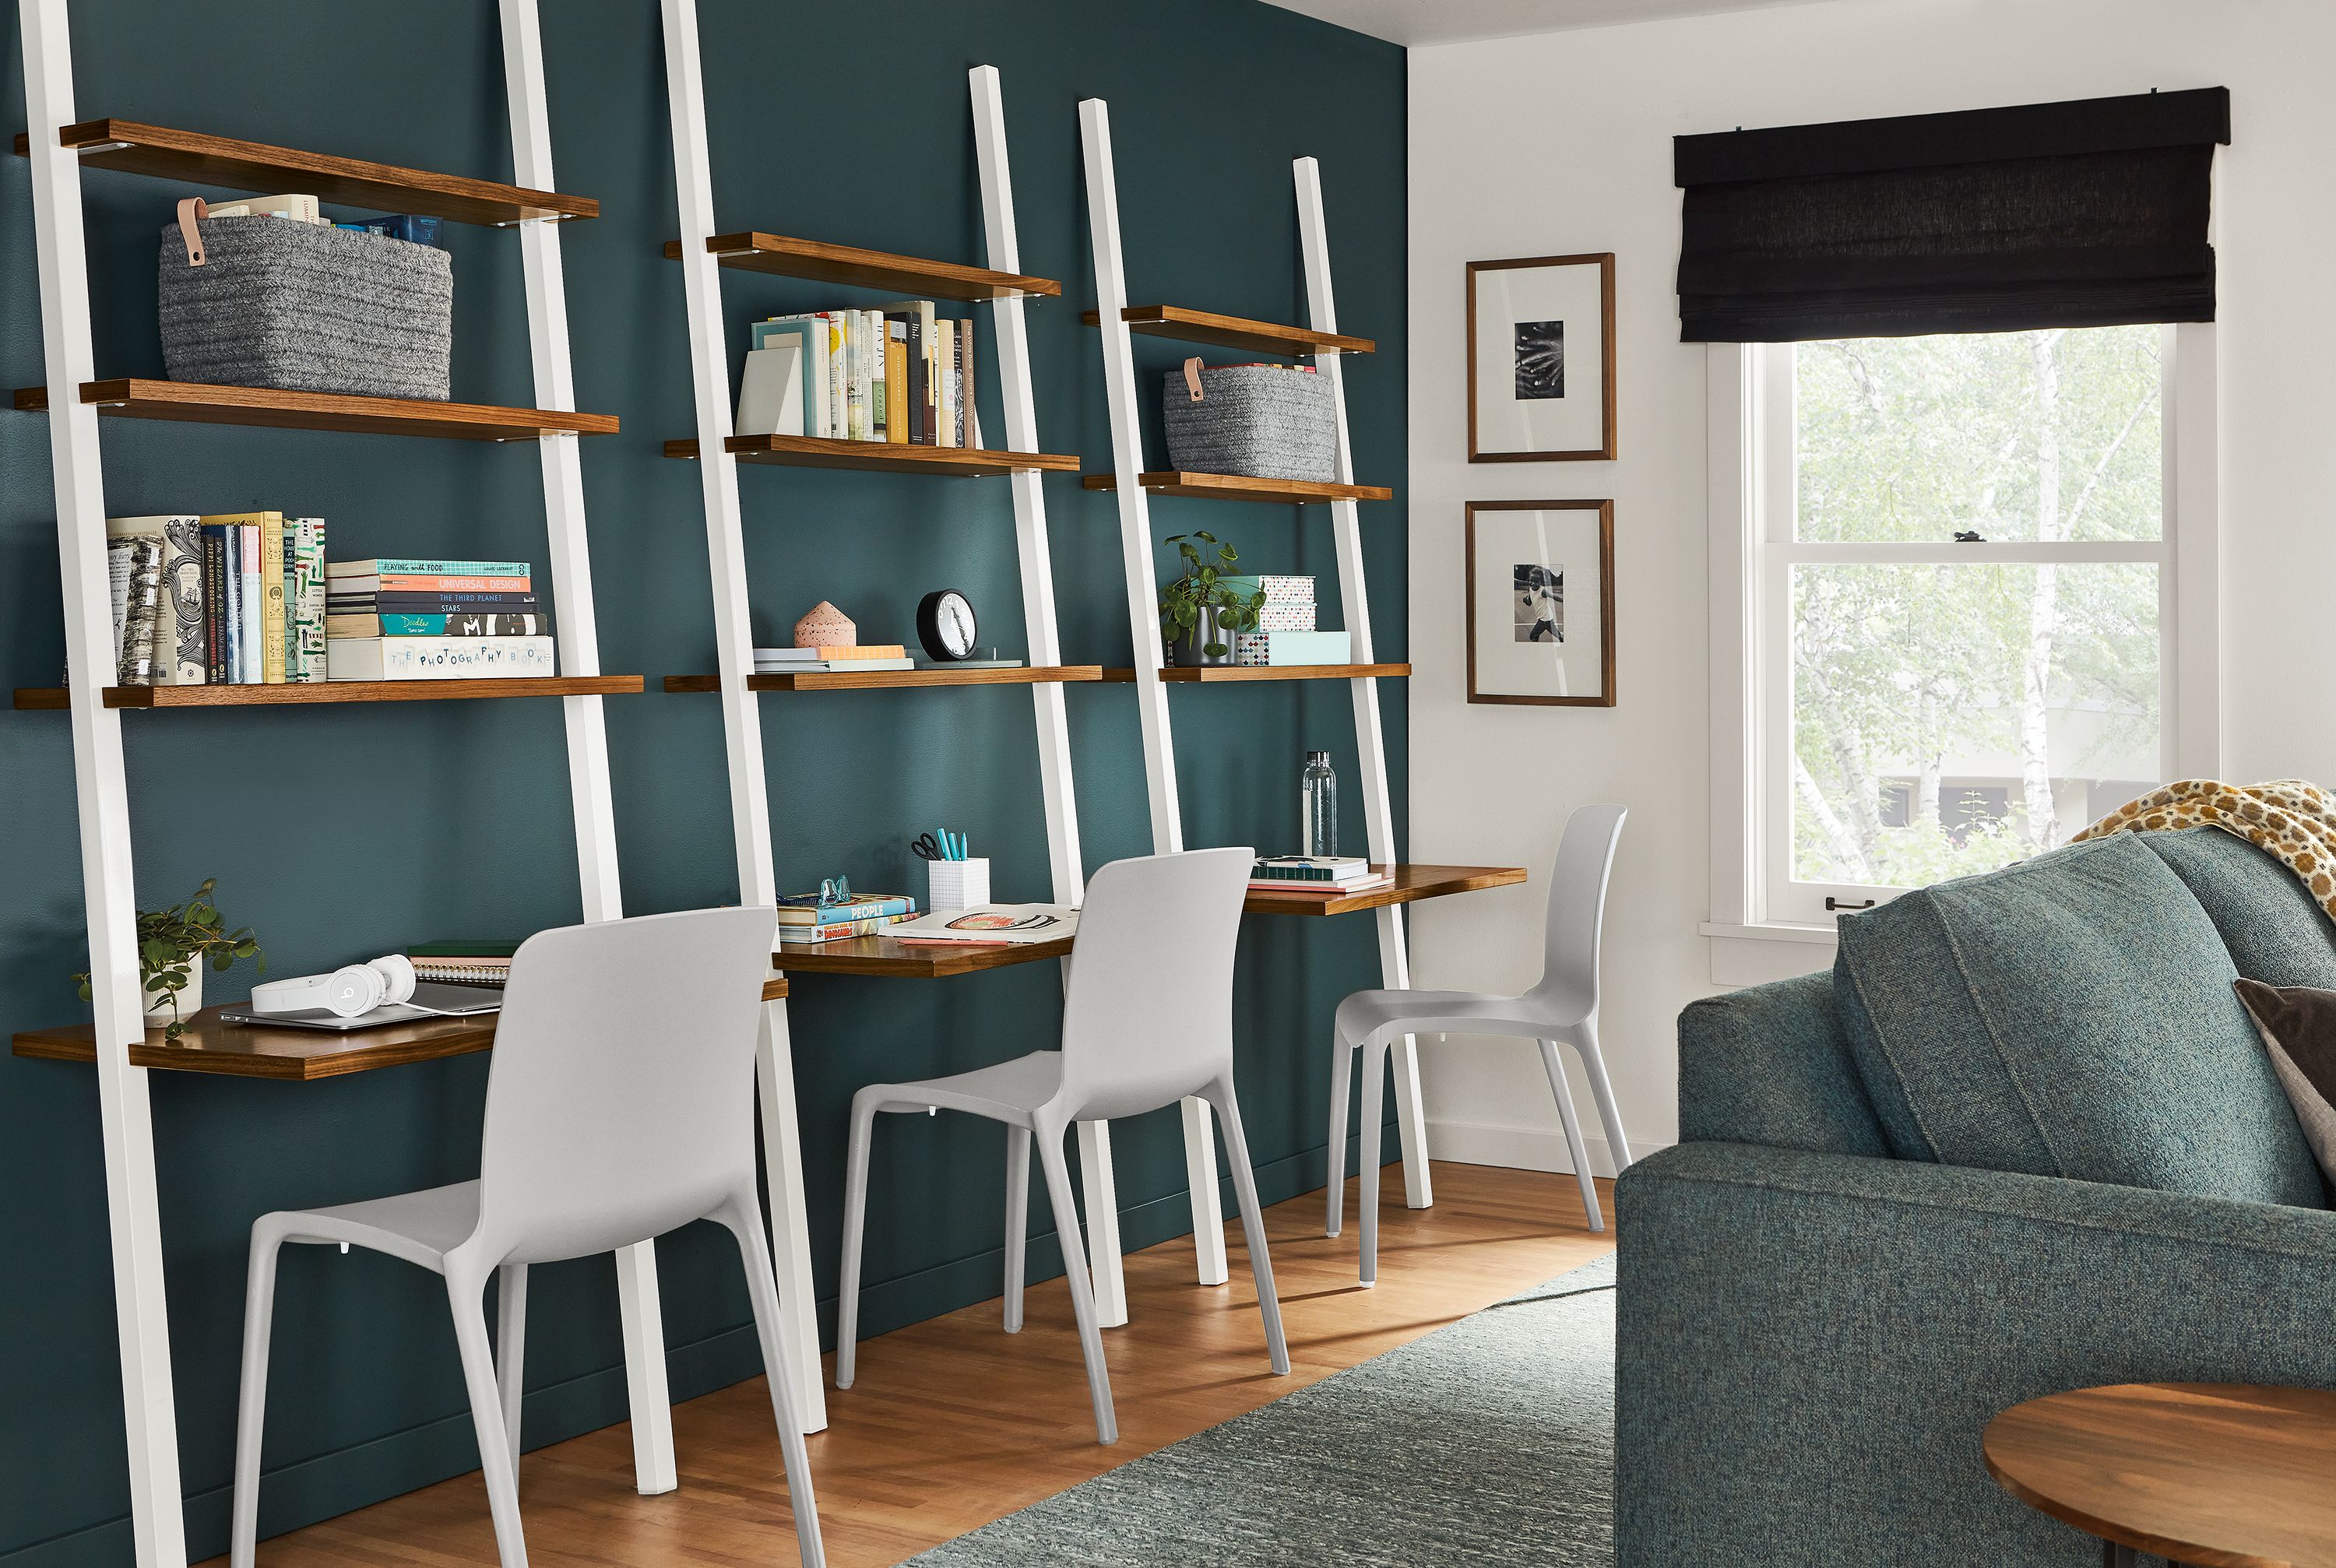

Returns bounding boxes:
[1424,1117,1672,1180]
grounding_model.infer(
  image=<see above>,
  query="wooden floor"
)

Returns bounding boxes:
[223,1162,1617,1567]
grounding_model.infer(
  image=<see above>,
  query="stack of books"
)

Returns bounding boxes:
[1250,856,1393,897]
[754,644,913,675]
[100,512,328,687]
[777,891,921,946]
[1224,575,1353,667]
[737,303,976,447]
[326,558,555,681]
[409,939,517,986]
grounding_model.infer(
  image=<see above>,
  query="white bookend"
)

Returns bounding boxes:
[327,635,557,681]
[737,344,804,438]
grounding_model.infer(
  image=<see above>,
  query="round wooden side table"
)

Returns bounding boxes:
[1983,1383,2336,1568]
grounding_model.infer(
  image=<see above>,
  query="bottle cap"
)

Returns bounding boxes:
[1306,750,1329,764]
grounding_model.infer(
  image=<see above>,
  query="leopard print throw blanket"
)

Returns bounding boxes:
[2073,779,2336,916]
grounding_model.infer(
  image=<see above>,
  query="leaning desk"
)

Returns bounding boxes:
[773,864,1528,1317]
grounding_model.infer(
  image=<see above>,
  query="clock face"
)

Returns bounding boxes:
[919,589,978,661]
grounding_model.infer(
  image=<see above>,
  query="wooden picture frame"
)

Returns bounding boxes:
[1465,500,1615,707]
[1467,253,1617,462]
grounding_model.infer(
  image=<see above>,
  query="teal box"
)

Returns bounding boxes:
[1233,630,1352,666]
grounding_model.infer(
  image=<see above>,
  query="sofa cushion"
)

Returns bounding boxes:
[1832,832,2324,1207]
[1677,972,1889,1158]
[2141,824,2336,987]
[2232,979,2336,1187]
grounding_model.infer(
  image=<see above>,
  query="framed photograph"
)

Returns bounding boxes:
[1465,500,1614,706]
[1467,253,1616,462]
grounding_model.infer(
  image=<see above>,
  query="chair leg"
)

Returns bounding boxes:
[446,1270,529,1568]
[496,1263,528,1479]
[719,1194,828,1568]
[1571,1015,1634,1174]
[229,1223,286,1568]
[1035,1121,1119,1444]
[1208,1083,1291,1374]
[1537,1038,1605,1232]
[1325,1038,1353,1238]
[1004,1123,1031,1334]
[835,1092,879,1390]
[1357,1035,1388,1287]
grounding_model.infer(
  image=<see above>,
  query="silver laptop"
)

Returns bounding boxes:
[220,982,505,1032]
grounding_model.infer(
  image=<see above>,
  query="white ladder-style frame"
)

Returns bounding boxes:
[16,1,681,1559]
[660,2,1101,1394]
[1078,100,1432,1292]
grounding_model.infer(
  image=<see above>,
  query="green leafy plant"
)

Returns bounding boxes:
[73,879,263,1041]
[1158,532,1267,660]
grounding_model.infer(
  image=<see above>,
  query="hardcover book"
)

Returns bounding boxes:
[289,518,327,681]
[237,522,263,683]
[366,613,550,637]
[336,590,544,612]
[327,635,557,681]
[329,557,533,577]
[108,516,206,684]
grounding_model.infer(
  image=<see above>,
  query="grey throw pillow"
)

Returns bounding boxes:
[2233,978,2336,1183]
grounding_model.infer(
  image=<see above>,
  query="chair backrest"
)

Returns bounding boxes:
[1529,803,1627,1014]
[470,906,777,1265]
[1055,846,1254,1123]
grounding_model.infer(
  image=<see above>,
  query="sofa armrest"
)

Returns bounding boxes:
[1615,1142,2336,1567]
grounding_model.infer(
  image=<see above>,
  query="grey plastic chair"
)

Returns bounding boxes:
[227,908,824,1568]
[833,846,1288,1445]
[1327,803,1630,1285]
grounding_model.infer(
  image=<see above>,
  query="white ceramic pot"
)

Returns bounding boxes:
[142,965,201,1026]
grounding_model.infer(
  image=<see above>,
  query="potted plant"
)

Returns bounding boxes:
[1159,531,1268,666]
[73,879,264,1041]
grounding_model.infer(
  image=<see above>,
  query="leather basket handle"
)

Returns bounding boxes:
[1183,357,1205,402]
[176,197,208,267]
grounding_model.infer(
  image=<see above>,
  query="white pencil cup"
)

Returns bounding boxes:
[927,857,990,911]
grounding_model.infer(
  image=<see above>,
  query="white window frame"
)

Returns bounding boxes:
[1703,324,2220,984]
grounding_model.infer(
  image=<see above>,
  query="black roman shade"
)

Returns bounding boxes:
[1673,87,2229,342]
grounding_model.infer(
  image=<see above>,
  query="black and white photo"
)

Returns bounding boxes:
[1468,501,1614,705]
[1469,254,1616,461]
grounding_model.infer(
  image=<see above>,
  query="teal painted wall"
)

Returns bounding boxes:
[0,2,1406,1561]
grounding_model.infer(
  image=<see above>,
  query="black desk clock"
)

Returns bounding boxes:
[916,588,978,662]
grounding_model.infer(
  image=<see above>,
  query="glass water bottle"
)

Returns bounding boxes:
[1301,750,1339,858]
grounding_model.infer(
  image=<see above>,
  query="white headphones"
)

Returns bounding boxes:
[249,954,418,1018]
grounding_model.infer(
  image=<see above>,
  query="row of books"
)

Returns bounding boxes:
[1251,856,1391,896]
[328,559,555,681]
[737,303,976,448]
[778,891,921,946]
[105,513,325,685]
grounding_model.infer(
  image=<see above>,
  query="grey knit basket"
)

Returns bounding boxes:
[159,215,452,401]
[1161,363,1338,483]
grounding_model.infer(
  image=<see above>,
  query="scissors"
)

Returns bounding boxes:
[912,831,947,862]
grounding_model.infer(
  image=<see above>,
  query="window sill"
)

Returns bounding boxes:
[1701,920,1838,988]
[1698,920,1838,946]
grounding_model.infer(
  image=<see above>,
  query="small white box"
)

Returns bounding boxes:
[927,857,990,911]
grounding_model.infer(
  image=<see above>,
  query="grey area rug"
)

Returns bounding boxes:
[907,1253,1616,1567]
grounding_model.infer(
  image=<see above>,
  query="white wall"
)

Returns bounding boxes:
[1404,0,2336,1175]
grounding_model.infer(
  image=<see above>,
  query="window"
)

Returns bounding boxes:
[1708,323,2218,943]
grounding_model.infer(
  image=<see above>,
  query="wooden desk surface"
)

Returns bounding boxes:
[12,979,788,1081]
[770,936,1075,979]
[1245,863,1526,917]
[1983,1383,2336,1568]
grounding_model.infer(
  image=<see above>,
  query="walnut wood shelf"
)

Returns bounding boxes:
[13,379,618,441]
[12,118,596,225]
[1099,663,1409,684]
[666,233,1057,301]
[16,983,786,1081]
[1080,304,1373,357]
[666,666,1102,694]
[1081,470,1391,505]
[1245,863,1527,918]
[771,934,1075,979]
[14,676,646,710]
[667,434,1078,476]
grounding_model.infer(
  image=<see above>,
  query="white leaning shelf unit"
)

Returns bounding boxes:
[1077,99,1430,1289]
[11,2,679,1561]
[657,1,1109,1390]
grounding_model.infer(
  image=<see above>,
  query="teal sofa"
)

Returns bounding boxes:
[1615,826,2336,1565]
